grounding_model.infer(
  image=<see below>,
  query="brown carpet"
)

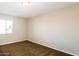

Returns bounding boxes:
[0,40,72,56]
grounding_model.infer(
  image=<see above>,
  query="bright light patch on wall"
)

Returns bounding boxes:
[0,20,13,34]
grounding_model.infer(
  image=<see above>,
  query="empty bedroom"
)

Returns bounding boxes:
[0,2,79,56]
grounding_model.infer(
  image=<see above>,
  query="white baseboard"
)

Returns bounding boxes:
[0,39,27,45]
[0,39,78,56]
[28,39,78,56]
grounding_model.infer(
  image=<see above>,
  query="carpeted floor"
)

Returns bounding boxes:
[0,40,72,56]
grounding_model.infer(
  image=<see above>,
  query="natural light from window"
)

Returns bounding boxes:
[0,20,13,34]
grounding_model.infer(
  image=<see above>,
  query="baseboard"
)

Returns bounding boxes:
[28,40,78,56]
[0,39,78,56]
[0,39,27,46]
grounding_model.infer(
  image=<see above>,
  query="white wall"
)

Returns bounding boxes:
[0,14,28,45]
[28,4,79,55]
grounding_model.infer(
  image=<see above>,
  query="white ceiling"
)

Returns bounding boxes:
[0,2,78,18]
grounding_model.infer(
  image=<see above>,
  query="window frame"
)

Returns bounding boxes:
[0,19,13,34]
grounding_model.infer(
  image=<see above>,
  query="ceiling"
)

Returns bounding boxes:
[0,2,77,18]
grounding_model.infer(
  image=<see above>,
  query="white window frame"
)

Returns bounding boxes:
[0,19,13,34]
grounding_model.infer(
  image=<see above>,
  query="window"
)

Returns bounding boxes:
[0,20,13,34]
